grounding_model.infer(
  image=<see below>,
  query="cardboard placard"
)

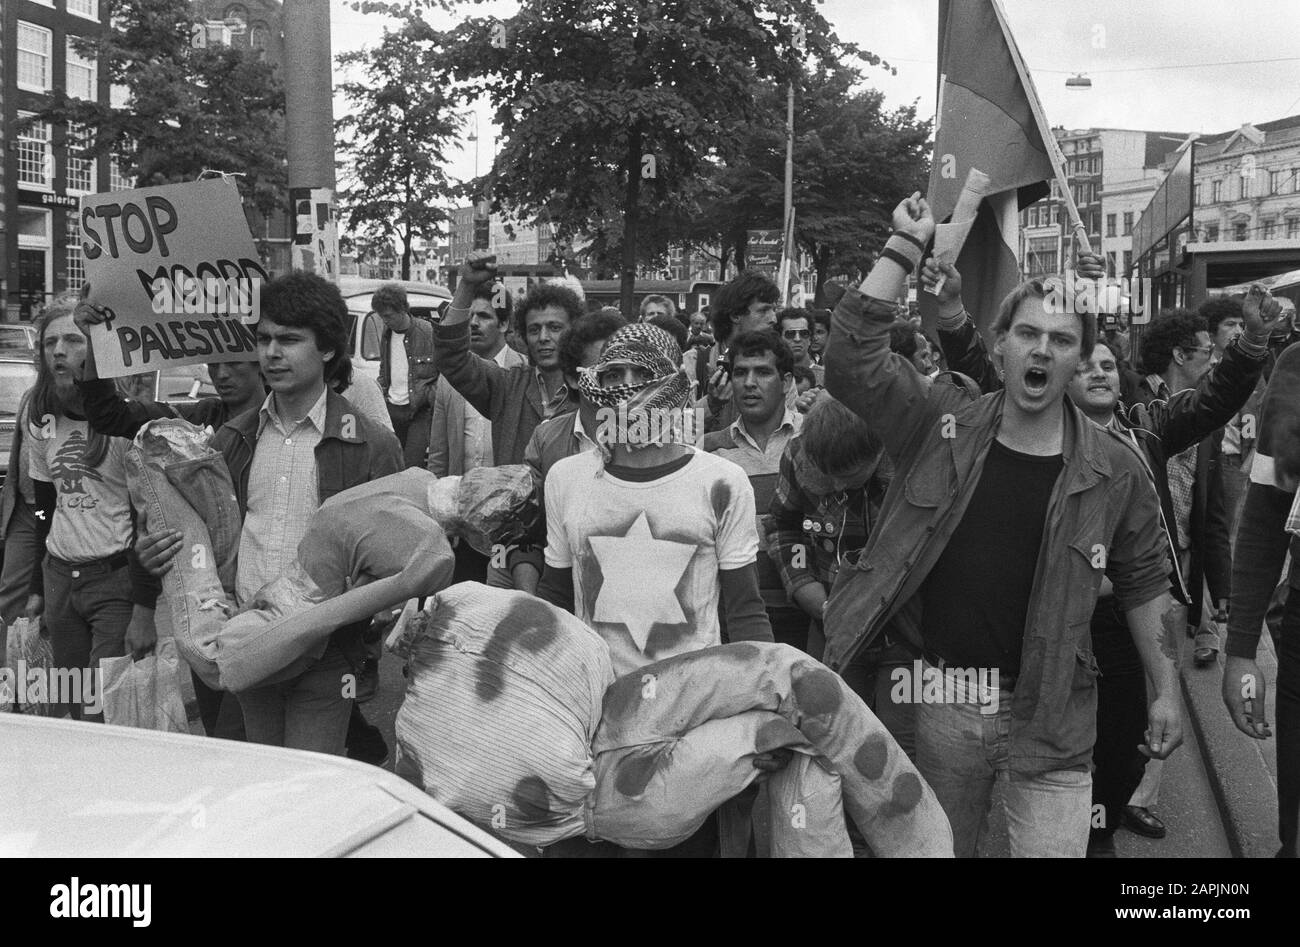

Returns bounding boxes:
[81,178,267,378]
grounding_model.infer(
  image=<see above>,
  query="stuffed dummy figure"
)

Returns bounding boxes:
[128,420,952,857]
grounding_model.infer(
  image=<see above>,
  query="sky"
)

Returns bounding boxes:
[328,0,1300,193]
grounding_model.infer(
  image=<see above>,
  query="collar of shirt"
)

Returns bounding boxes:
[1143,373,1170,399]
[491,345,513,367]
[535,368,571,414]
[257,388,328,439]
[728,408,798,451]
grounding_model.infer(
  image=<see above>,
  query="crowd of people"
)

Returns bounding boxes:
[2,188,1296,859]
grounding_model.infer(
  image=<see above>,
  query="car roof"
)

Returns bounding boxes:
[0,714,516,858]
[338,277,452,300]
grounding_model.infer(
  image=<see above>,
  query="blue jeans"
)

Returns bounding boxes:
[915,659,1091,857]
[236,642,354,755]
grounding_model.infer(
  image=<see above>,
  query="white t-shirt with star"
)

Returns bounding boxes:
[544,448,758,678]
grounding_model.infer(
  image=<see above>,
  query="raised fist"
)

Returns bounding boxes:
[891,191,935,245]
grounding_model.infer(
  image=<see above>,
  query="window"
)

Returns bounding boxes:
[1240,174,1251,200]
[251,23,270,54]
[66,124,96,194]
[109,155,133,191]
[1123,250,1133,274]
[66,217,86,292]
[67,0,99,20]
[66,37,97,101]
[1106,214,1117,237]
[1123,212,1133,236]
[17,22,53,93]
[1263,219,1276,240]
[1207,224,1220,242]
[1271,170,1284,195]
[1195,183,1202,206]
[17,117,53,189]
[1026,207,1037,227]
[1211,179,1222,203]
[1288,219,1300,239]
[1234,221,1248,241]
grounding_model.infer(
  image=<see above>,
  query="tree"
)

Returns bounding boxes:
[687,67,932,303]
[49,430,103,495]
[372,0,882,316]
[29,0,285,219]
[336,20,464,281]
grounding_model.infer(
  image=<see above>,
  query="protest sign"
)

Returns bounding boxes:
[81,178,268,378]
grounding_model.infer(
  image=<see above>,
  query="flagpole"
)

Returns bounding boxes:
[989,0,1094,259]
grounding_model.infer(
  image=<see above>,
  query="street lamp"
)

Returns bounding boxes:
[1065,73,1092,90]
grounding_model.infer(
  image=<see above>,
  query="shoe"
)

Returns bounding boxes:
[1087,835,1117,858]
[1122,805,1166,839]
[355,658,379,704]
[1194,646,1218,668]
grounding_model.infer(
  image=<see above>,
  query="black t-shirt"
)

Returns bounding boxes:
[920,439,1063,677]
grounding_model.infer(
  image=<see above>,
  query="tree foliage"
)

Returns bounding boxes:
[30,0,285,218]
[337,20,464,281]
[373,0,888,314]
[688,67,932,302]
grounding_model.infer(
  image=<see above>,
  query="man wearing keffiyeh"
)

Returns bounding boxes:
[536,320,783,856]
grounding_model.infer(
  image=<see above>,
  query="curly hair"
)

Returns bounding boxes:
[259,271,352,390]
[710,271,780,344]
[1197,295,1244,338]
[371,283,409,314]
[726,329,794,377]
[1138,309,1207,376]
[513,282,585,342]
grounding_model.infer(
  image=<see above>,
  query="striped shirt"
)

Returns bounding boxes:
[236,390,326,603]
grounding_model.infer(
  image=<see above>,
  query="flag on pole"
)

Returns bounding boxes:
[777,205,797,306]
[921,0,1069,336]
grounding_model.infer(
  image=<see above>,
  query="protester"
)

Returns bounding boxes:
[435,254,582,471]
[683,271,779,407]
[809,308,831,364]
[929,256,1277,857]
[776,308,825,386]
[887,321,938,379]
[374,284,439,467]
[638,294,676,324]
[0,383,42,630]
[535,319,779,857]
[135,272,402,757]
[686,310,714,350]
[24,295,152,721]
[822,192,1182,858]
[699,330,804,648]
[1225,338,1300,858]
[792,365,817,396]
[507,310,627,595]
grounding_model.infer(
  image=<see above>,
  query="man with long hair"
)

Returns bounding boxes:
[26,294,152,720]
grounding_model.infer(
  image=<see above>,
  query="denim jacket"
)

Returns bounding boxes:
[823,288,1169,775]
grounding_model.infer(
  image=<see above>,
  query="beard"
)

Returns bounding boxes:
[53,373,85,414]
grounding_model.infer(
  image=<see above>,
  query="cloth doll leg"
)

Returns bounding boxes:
[125,449,233,689]
[594,641,953,857]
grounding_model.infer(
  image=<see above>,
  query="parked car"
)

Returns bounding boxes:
[0,324,37,359]
[0,713,517,857]
[152,363,219,406]
[339,277,451,386]
[0,356,39,492]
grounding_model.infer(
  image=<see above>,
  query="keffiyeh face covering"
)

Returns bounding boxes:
[578,323,694,455]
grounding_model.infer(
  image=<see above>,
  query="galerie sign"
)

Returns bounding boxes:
[81,178,268,378]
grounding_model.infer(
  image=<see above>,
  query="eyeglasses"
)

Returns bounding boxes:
[782,329,811,340]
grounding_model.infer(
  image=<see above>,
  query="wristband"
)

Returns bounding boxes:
[879,246,915,274]
[893,230,928,253]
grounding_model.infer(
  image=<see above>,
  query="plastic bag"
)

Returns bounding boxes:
[100,638,190,733]
[426,465,541,556]
[2,617,55,716]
